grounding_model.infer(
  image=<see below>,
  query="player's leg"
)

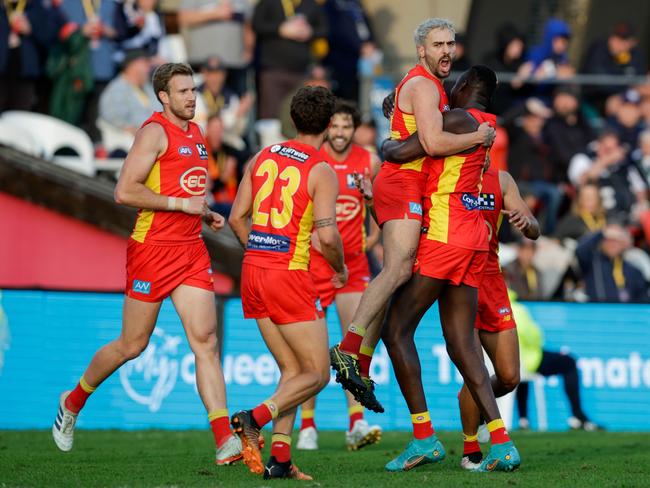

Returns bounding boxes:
[297,396,318,450]
[458,328,520,469]
[53,296,161,451]
[266,409,312,480]
[382,273,447,471]
[335,293,382,449]
[171,284,241,464]
[439,286,519,472]
[332,218,420,395]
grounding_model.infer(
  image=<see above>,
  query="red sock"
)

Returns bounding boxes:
[271,434,292,463]
[348,406,364,431]
[411,411,435,440]
[300,409,316,431]
[252,400,277,429]
[339,324,366,355]
[208,410,232,448]
[65,377,95,414]
[463,433,481,455]
[358,346,373,377]
[487,419,511,445]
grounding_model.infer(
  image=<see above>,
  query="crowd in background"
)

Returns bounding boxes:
[1,1,650,303]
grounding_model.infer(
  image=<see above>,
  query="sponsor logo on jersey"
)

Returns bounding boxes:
[178,145,193,157]
[409,202,423,215]
[268,144,309,163]
[336,194,361,222]
[180,166,208,196]
[133,280,151,295]
[461,193,496,211]
[195,143,208,160]
[247,231,291,252]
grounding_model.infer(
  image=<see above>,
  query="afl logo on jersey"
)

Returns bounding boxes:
[180,166,208,196]
[336,194,361,222]
[178,146,193,157]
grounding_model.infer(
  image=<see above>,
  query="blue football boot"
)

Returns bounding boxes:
[385,436,446,472]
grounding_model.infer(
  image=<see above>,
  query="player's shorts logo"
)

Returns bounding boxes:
[336,194,361,222]
[178,145,193,157]
[409,202,423,215]
[180,166,208,196]
[132,280,151,295]
[315,298,323,313]
[498,307,511,315]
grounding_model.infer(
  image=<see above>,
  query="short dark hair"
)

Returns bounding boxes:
[290,86,336,135]
[152,63,194,104]
[465,65,498,102]
[333,100,361,129]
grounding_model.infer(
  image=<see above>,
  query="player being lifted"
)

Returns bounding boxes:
[297,100,383,452]
[52,63,243,466]
[330,19,494,409]
[228,86,347,480]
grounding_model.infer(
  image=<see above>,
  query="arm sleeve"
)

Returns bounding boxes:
[575,231,604,270]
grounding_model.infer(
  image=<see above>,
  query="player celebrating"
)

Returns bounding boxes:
[330,18,494,407]
[52,63,243,465]
[228,86,346,480]
[297,100,383,452]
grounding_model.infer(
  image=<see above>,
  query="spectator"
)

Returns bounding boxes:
[582,21,646,111]
[279,64,330,139]
[252,0,328,120]
[61,0,118,142]
[504,239,543,300]
[322,0,377,102]
[512,290,604,431]
[568,129,645,223]
[481,23,529,115]
[98,49,157,141]
[576,225,648,302]
[543,86,595,181]
[194,55,253,150]
[631,129,650,187]
[506,98,562,233]
[353,114,378,155]
[451,32,471,71]
[206,114,238,217]
[606,88,643,149]
[113,0,165,65]
[554,184,606,242]
[0,0,61,112]
[178,0,253,96]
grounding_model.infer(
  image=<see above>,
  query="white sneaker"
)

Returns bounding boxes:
[345,419,381,451]
[215,435,242,465]
[296,426,318,450]
[519,417,531,430]
[52,391,78,452]
[460,455,482,471]
[477,422,490,443]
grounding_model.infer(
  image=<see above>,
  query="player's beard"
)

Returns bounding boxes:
[169,100,196,121]
[425,53,452,79]
[328,135,352,155]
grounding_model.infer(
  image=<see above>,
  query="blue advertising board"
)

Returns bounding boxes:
[0,290,648,431]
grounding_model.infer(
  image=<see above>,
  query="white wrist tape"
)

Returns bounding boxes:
[181,198,190,213]
[167,197,177,211]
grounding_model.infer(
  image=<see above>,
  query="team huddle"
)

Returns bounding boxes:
[52,17,541,481]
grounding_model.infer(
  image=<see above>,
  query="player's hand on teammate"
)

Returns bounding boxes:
[477,122,496,147]
[353,169,373,202]
[501,209,531,232]
[203,210,226,232]
[382,90,396,119]
[332,265,349,289]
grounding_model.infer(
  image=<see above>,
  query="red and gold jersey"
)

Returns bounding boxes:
[389,64,449,173]
[481,166,504,274]
[131,112,209,245]
[422,108,495,251]
[317,144,371,257]
[243,140,322,271]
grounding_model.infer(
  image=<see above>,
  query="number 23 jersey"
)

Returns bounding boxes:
[243,140,322,271]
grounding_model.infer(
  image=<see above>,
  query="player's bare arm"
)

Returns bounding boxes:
[228,161,254,249]
[383,109,480,163]
[114,123,204,214]
[499,170,541,239]
[310,162,347,287]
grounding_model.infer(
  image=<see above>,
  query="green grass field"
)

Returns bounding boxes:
[0,430,648,487]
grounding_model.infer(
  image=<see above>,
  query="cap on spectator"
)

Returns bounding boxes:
[202,56,225,72]
[524,97,552,119]
[121,48,149,69]
[622,88,641,105]
[612,21,635,39]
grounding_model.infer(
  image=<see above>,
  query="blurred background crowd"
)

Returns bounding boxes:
[2,0,650,303]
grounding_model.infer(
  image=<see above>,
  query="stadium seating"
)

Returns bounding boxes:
[0,116,41,156]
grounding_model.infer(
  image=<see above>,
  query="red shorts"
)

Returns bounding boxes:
[476,272,517,332]
[373,165,426,226]
[126,239,213,302]
[241,263,325,325]
[414,238,487,288]
[310,252,370,308]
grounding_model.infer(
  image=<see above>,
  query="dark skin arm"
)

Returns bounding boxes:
[382,108,478,163]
